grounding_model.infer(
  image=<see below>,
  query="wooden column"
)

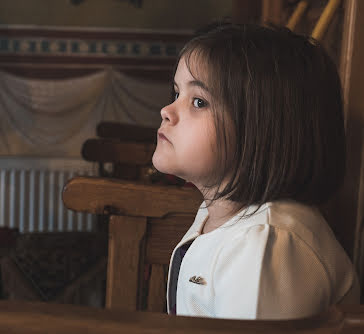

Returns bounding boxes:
[324,0,364,263]
[106,216,147,311]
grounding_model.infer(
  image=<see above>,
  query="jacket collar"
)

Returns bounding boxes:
[219,202,270,228]
[176,202,209,245]
[173,202,270,252]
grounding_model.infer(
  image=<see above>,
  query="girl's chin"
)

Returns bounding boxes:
[152,155,174,175]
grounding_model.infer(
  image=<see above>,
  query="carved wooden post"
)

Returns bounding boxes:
[63,177,202,311]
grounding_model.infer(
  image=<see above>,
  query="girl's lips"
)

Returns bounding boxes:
[158,132,171,142]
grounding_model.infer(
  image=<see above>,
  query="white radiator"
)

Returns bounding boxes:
[0,157,98,233]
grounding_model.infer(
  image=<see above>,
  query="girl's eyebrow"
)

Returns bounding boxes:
[189,80,209,92]
[173,80,210,93]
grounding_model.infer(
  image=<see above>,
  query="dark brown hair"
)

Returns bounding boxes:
[175,22,346,214]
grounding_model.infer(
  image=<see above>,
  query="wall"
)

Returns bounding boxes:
[0,0,232,31]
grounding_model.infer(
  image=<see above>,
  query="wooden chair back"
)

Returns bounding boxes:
[96,121,157,143]
[63,176,202,312]
[82,138,156,180]
[82,122,160,181]
[82,121,185,184]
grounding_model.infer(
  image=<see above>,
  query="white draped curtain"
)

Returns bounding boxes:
[0,68,170,157]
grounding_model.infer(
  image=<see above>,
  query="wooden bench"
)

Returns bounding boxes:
[84,122,156,179]
[81,122,180,184]
[82,121,187,186]
[82,138,156,180]
[96,121,157,144]
[0,232,108,307]
[63,176,202,312]
[0,300,363,333]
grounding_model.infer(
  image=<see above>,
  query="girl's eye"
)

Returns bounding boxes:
[193,98,207,108]
[174,92,179,100]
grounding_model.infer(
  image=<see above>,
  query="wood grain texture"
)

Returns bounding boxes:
[145,215,195,264]
[0,300,363,333]
[147,264,166,313]
[319,0,364,260]
[106,216,147,311]
[63,176,202,217]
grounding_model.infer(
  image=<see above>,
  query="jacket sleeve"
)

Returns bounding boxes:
[212,224,331,320]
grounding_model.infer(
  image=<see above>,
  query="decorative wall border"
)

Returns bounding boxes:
[0,25,193,79]
[0,34,183,58]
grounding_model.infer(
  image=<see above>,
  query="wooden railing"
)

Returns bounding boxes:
[0,300,363,333]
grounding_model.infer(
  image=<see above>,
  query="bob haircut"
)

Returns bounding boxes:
[174,22,346,213]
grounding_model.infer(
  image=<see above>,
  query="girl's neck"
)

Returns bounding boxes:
[200,191,240,234]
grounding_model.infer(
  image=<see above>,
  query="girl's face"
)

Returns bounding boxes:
[152,55,217,187]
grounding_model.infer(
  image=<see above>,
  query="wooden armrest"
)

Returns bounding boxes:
[81,138,155,165]
[97,122,157,143]
[62,176,202,217]
[0,301,363,333]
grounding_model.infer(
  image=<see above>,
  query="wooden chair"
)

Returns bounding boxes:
[82,121,163,182]
[0,300,364,333]
[96,121,157,144]
[82,137,156,181]
[82,121,185,185]
[77,123,191,311]
[63,176,202,312]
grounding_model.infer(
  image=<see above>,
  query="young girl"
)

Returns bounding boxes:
[152,22,360,320]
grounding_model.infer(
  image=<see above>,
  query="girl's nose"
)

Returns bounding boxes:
[160,102,178,125]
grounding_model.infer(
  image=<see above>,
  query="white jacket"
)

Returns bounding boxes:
[166,200,360,320]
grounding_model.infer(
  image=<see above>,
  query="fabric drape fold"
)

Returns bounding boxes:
[0,68,169,156]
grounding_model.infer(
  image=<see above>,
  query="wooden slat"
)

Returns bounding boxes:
[106,216,147,311]
[81,138,155,165]
[0,300,364,333]
[145,215,194,264]
[63,177,202,218]
[286,1,309,32]
[97,122,157,143]
[320,0,364,260]
[311,0,341,41]
[147,264,166,313]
